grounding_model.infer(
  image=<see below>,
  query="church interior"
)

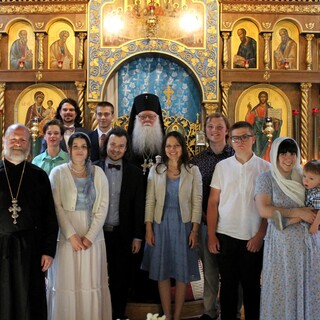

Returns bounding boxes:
[0,0,319,318]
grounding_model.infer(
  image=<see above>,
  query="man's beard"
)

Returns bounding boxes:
[132,117,163,156]
[4,148,28,164]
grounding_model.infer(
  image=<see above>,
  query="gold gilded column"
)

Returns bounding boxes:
[75,81,86,126]
[300,82,312,162]
[0,83,6,154]
[36,33,45,70]
[305,34,314,71]
[0,34,2,65]
[222,32,230,69]
[312,108,319,159]
[221,82,232,118]
[77,32,87,70]
[263,33,271,70]
[88,102,98,130]
[292,109,300,146]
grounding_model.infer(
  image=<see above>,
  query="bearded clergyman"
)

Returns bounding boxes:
[127,93,165,303]
[0,124,58,320]
[127,93,165,176]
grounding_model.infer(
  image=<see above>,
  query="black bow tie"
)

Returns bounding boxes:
[108,163,121,170]
[65,126,75,133]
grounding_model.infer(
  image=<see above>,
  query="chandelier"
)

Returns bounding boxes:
[146,0,159,38]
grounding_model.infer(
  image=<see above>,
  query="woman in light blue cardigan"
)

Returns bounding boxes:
[142,131,202,320]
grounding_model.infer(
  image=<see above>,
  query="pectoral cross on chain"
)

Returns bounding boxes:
[141,159,154,175]
[9,199,21,224]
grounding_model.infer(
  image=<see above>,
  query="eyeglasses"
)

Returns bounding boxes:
[138,114,157,120]
[231,134,253,143]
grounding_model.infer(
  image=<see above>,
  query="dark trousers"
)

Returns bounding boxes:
[104,228,132,320]
[216,233,263,320]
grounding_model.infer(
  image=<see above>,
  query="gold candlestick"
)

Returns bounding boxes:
[262,118,274,142]
[30,118,39,142]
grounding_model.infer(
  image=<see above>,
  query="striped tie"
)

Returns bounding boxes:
[100,133,106,148]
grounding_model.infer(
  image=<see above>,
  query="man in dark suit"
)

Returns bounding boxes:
[41,98,90,153]
[89,101,115,162]
[95,127,145,320]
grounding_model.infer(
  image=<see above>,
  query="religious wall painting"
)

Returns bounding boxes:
[272,22,299,70]
[232,21,258,69]
[235,84,292,161]
[48,22,75,69]
[89,0,218,103]
[15,84,66,135]
[101,0,205,48]
[8,22,35,70]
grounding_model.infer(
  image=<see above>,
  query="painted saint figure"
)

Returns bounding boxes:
[50,30,73,69]
[10,29,33,70]
[274,28,297,70]
[233,28,257,68]
[25,91,46,129]
[245,91,282,161]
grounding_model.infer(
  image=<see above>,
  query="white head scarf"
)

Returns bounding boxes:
[270,136,305,206]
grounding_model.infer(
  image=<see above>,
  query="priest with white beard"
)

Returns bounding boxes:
[127,93,165,177]
[127,93,165,303]
[0,124,58,319]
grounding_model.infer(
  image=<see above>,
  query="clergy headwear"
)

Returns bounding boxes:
[127,93,165,135]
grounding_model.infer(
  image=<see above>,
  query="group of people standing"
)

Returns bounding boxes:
[0,93,320,320]
[196,116,320,320]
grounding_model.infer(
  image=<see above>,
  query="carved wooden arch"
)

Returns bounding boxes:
[272,17,304,34]
[225,17,262,33]
[3,17,34,34]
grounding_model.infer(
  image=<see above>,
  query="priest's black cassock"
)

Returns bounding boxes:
[0,160,58,320]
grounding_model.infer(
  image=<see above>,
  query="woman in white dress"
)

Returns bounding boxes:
[47,132,112,320]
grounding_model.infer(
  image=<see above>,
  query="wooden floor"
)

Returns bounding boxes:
[126,301,245,320]
[126,301,203,320]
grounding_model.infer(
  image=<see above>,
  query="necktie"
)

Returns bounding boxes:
[100,133,107,148]
[108,163,121,170]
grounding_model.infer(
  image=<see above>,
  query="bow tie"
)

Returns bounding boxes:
[108,163,121,170]
[65,126,75,133]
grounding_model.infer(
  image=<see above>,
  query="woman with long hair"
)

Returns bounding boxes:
[47,132,112,320]
[142,131,202,320]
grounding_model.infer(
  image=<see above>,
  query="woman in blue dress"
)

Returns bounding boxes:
[255,137,320,320]
[142,131,202,320]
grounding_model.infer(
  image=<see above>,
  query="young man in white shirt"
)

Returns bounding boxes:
[207,121,270,320]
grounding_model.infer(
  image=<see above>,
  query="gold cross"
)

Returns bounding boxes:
[141,159,154,175]
[164,85,174,105]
